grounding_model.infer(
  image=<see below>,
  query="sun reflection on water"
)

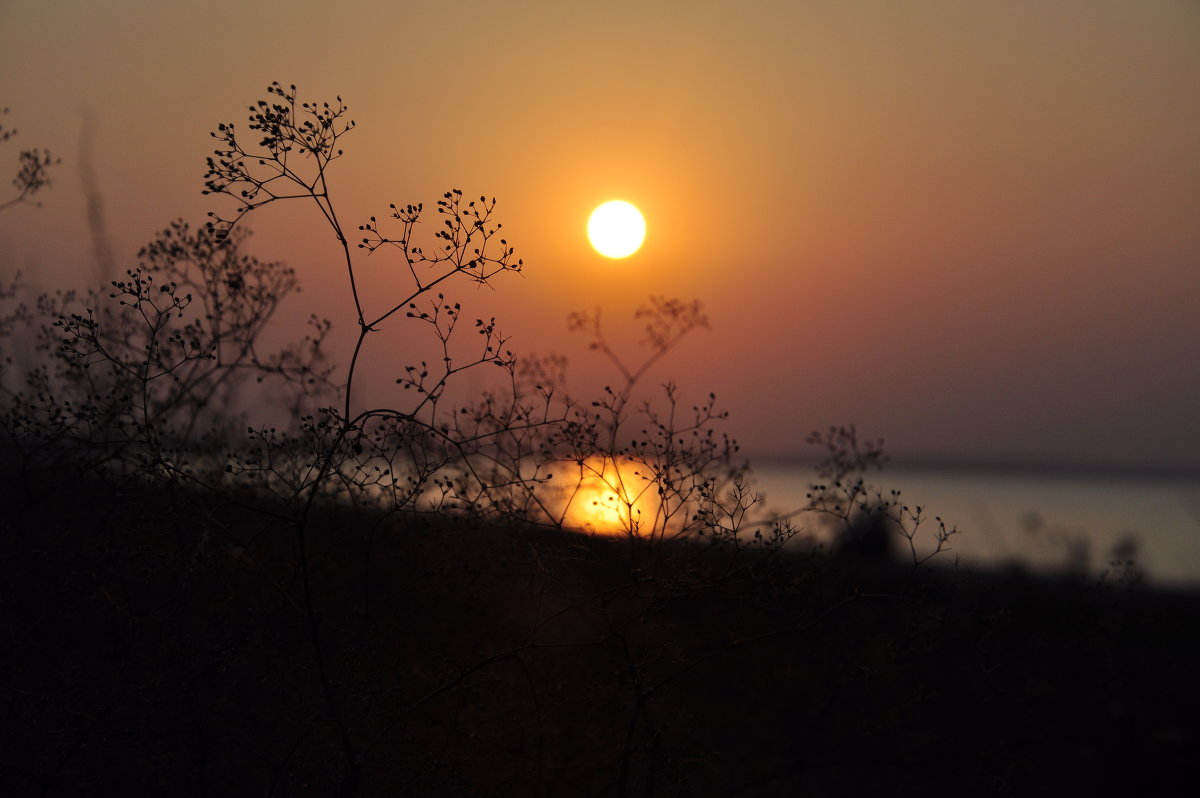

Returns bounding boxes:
[555,456,661,536]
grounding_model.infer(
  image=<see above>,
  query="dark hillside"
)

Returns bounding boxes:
[2,466,1198,796]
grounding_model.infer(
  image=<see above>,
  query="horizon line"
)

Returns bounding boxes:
[744,451,1200,482]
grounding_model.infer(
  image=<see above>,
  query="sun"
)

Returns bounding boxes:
[587,200,646,259]
[553,456,660,536]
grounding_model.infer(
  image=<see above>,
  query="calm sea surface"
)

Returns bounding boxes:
[747,462,1200,588]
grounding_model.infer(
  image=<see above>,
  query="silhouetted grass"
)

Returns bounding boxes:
[3,463,1197,796]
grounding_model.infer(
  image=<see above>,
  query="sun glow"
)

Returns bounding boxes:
[587,201,646,258]
[557,456,660,536]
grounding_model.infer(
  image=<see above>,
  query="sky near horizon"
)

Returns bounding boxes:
[1,0,1197,471]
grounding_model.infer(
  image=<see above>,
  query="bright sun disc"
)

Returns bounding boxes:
[587,200,646,258]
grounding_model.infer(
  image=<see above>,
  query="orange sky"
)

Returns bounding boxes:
[2,0,1198,471]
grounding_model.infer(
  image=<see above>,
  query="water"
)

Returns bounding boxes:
[748,461,1200,587]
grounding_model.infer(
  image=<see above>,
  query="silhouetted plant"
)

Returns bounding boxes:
[517,297,758,543]
[0,272,30,375]
[0,107,59,212]
[804,424,960,568]
[0,221,329,481]
[0,109,57,411]
[198,83,796,794]
[200,83,758,551]
[204,85,528,507]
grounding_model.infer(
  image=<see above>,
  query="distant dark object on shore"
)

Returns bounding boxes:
[834,510,897,564]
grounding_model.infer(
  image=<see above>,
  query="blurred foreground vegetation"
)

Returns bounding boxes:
[2,464,1198,796]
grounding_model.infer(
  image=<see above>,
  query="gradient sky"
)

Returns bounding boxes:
[2,0,1197,471]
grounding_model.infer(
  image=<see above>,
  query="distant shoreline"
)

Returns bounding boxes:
[745,453,1200,483]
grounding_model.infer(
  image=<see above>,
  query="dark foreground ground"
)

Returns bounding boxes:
[2,467,1198,796]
